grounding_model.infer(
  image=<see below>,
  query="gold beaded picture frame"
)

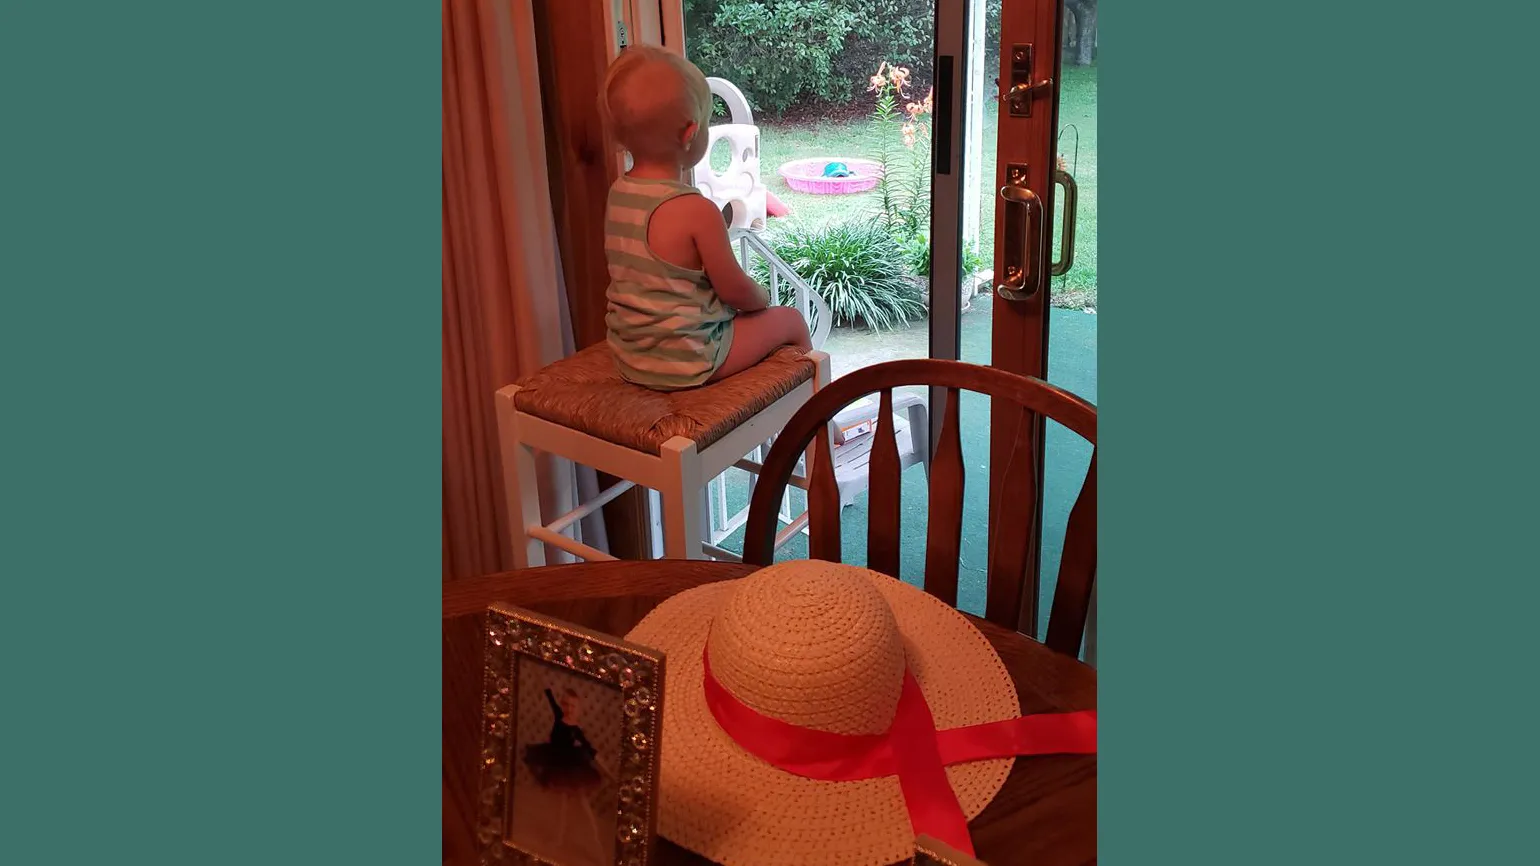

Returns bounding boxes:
[912,835,989,866]
[477,604,665,866]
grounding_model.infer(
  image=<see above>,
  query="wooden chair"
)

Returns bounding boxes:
[743,358,1097,658]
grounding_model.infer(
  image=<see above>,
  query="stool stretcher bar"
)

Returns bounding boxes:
[526,525,617,562]
[545,479,635,535]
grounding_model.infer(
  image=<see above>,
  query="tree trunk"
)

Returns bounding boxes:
[1071,2,1097,67]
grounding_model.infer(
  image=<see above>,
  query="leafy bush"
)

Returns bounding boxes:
[684,0,858,114]
[687,0,1004,115]
[907,234,991,278]
[964,245,989,276]
[835,0,935,98]
[908,235,930,277]
[754,221,925,331]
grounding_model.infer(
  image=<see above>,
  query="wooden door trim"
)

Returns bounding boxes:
[532,0,652,559]
[989,0,1064,636]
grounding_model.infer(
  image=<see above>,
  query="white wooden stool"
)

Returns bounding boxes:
[495,345,830,566]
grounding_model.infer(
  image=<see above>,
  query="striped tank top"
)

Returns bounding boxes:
[603,176,735,391]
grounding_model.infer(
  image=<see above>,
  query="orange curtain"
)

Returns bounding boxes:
[442,0,605,581]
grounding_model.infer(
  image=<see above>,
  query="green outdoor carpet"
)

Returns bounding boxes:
[712,302,1097,635]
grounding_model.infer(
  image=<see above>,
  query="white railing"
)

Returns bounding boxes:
[703,229,827,557]
[730,228,832,350]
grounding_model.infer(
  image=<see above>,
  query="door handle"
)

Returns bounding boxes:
[1050,168,1078,277]
[1000,78,1054,112]
[996,183,1044,302]
[1003,44,1050,117]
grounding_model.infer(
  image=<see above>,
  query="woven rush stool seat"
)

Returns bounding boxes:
[496,346,831,567]
[512,344,814,456]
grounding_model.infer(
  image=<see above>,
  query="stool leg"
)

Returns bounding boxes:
[803,351,834,523]
[659,437,704,560]
[647,489,665,558]
[495,387,545,570]
[510,441,546,568]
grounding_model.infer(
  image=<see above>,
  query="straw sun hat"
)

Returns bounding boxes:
[626,560,1042,866]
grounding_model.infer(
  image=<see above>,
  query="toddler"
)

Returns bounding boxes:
[598,47,811,391]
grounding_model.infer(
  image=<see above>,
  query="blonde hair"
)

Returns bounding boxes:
[599,46,712,159]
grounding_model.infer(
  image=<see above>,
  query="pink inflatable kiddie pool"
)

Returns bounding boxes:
[778,157,883,195]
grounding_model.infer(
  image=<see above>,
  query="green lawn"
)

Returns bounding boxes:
[740,65,1097,310]
[1046,65,1097,309]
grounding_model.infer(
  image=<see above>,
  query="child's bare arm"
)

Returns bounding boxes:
[679,197,771,312]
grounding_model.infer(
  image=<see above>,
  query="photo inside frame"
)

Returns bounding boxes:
[507,655,625,866]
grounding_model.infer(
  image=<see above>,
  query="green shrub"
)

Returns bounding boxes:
[908,236,930,277]
[754,221,924,331]
[964,245,989,276]
[907,235,991,278]
[836,0,935,97]
[686,0,1004,115]
[684,0,858,114]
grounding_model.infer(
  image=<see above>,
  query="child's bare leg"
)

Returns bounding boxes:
[708,307,812,382]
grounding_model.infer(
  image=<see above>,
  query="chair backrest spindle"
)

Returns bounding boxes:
[867,388,903,577]
[807,422,842,562]
[1044,452,1096,655]
[984,404,1039,631]
[923,388,965,606]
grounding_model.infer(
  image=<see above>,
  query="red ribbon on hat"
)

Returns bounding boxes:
[702,649,1096,857]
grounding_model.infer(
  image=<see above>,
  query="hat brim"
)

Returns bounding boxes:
[626,570,1019,866]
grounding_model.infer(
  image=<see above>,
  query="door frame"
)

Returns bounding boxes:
[930,1,969,374]
[613,1,683,54]
[987,0,1065,636]
[927,0,974,478]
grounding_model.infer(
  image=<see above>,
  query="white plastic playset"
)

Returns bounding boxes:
[690,78,768,231]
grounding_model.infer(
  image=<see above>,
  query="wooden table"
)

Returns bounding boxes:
[443,561,1096,866]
